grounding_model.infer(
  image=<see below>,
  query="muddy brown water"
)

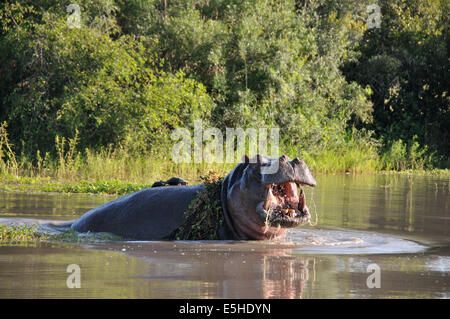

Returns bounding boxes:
[0,174,449,298]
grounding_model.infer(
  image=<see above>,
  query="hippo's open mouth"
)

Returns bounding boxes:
[256,181,311,228]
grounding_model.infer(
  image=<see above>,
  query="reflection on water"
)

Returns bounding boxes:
[0,240,448,298]
[0,174,449,298]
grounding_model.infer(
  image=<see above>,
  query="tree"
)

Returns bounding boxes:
[121,0,374,154]
[343,0,449,166]
[0,1,213,156]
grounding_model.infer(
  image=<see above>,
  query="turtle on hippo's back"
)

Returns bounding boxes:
[151,177,188,187]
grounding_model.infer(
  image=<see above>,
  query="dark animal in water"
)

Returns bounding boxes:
[67,155,316,240]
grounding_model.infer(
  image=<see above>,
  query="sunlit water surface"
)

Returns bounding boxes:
[0,174,448,298]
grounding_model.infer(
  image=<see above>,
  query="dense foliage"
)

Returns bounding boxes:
[343,0,449,168]
[0,0,448,170]
[0,0,213,156]
[117,0,374,155]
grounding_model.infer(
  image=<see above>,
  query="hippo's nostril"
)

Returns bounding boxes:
[279,155,289,163]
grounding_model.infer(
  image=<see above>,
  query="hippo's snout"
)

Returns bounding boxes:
[259,155,317,188]
[257,180,312,228]
[223,154,317,240]
[290,157,317,187]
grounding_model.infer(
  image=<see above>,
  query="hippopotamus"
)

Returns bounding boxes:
[68,154,316,240]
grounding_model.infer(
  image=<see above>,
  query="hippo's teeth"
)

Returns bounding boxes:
[263,186,271,211]
[264,198,270,212]
[302,189,306,210]
[299,188,306,211]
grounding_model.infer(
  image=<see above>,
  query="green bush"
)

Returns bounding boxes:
[0,1,214,157]
[119,0,375,154]
[343,0,449,167]
[0,0,447,172]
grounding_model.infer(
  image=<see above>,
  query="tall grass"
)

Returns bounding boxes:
[300,145,380,174]
[0,123,235,186]
[286,130,381,174]
[0,122,447,194]
[380,138,435,171]
[0,122,19,176]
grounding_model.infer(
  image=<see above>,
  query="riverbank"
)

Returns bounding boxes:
[2,118,448,195]
[0,167,448,196]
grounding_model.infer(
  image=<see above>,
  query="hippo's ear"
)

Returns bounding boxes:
[256,154,263,165]
[242,154,250,164]
[249,154,267,166]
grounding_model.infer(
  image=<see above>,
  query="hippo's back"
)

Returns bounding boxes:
[71,185,204,240]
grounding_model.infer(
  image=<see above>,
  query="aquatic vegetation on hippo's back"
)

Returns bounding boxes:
[168,170,225,240]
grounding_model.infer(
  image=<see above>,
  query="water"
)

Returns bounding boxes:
[0,174,449,298]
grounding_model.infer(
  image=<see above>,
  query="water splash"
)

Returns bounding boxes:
[287,228,427,255]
